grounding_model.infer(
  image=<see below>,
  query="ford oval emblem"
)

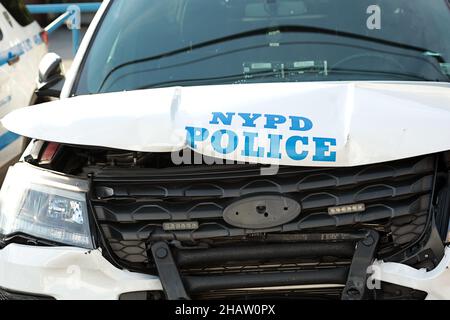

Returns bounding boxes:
[223,195,301,229]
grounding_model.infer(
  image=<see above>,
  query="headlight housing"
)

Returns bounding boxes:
[0,163,93,248]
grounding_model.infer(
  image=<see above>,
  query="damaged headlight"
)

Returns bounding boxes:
[0,163,92,248]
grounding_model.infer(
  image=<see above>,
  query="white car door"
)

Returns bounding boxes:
[0,12,18,167]
[0,18,12,103]
[0,3,46,169]
[0,20,12,109]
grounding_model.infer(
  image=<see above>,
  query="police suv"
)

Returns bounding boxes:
[0,0,47,172]
[1,0,450,300]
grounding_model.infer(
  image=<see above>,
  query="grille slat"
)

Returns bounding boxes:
[99,195,430,242]
[91,155,436,267]
[93,156,435,199]
[94,175,433,223]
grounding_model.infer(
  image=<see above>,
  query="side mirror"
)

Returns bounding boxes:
[36,53,65,99]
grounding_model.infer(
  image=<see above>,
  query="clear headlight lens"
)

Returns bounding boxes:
[0,163,92,248]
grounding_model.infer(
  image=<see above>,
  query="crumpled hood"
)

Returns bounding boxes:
[2,81,450,167]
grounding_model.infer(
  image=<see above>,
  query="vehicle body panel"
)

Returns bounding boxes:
[3,81,450,167]
[0,3,46,168]
[0,244,162,300]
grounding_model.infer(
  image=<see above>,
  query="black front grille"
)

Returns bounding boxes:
[90,154,436,271]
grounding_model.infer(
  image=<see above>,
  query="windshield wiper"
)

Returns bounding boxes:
[138,68,435,90]
[98,24,445,92]
[329,68,439,82]
[138,70,282,89]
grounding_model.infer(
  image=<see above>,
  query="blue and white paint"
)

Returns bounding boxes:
[0,131,20,151]
[186,112,337,163]
[0,95,11,108]
[0,33,44,67]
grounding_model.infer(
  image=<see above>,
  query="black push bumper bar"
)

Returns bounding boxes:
[149,230,379,300]
[184,268,350,294]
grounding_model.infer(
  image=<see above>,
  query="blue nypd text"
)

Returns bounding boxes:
[186,112,337,162]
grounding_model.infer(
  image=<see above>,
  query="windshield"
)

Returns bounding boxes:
[75,0,450,95]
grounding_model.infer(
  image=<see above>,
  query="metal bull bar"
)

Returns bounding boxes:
[27,2,101,56]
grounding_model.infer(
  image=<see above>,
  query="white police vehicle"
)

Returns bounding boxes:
[1,0,450,300]
[0,0,47,171]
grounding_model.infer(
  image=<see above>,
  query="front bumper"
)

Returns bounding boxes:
[0,244,162,300]
[372,246,450,300]
[1,244,450,300]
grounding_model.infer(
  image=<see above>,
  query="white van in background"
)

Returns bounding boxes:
[0,0,47,171]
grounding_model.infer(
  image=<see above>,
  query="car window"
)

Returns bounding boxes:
[75,0,450,95]
[0,27,3,41]
[1,0,34,27]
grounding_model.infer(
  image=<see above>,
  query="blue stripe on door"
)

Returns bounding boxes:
[0,95,12,108]
[0,131,21,151]
[0,32,43,67]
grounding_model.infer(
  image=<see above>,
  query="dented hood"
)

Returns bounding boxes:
[2,82,450,167]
